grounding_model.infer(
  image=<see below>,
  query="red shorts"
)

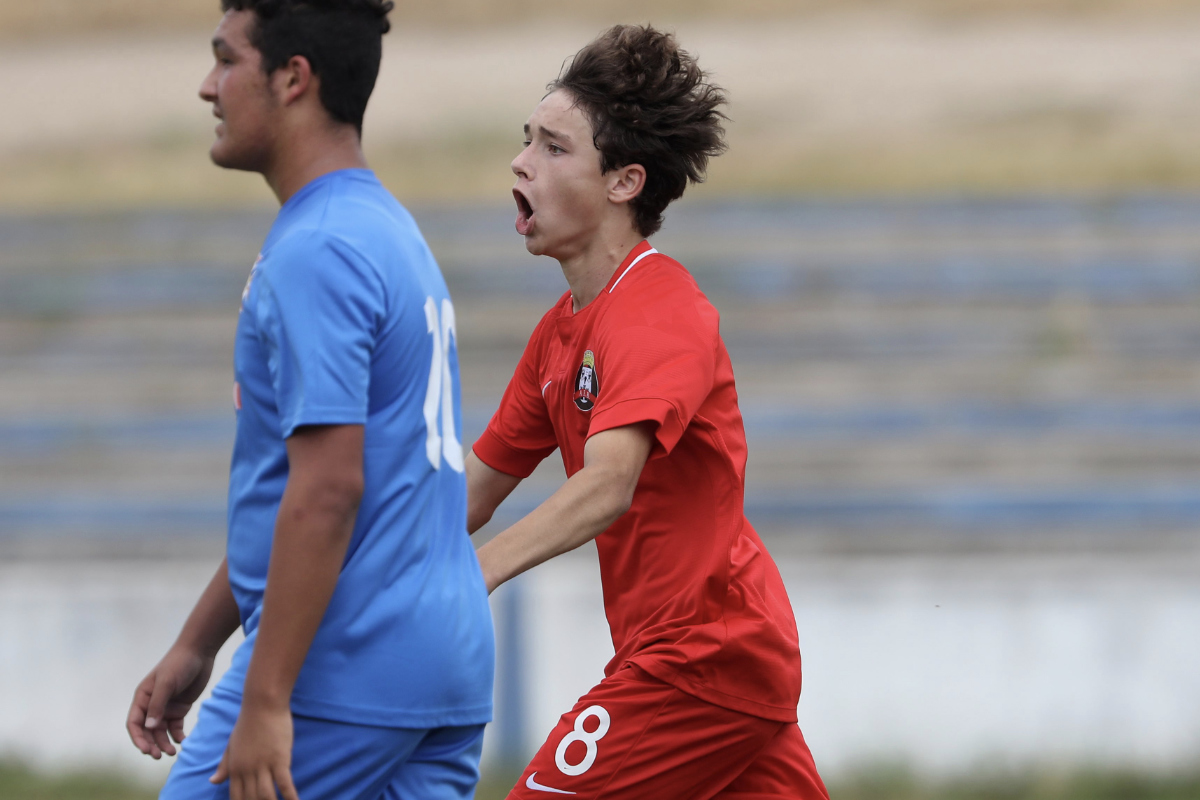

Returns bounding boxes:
[507,665,828,800]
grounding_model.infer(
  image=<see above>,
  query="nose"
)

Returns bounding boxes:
[511,146,531,180]
[199,64,218,105]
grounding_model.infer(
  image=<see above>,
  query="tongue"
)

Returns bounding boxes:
[515,208,534,236]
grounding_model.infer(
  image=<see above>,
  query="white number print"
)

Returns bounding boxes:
[422,296,464,473]
[554,705,611,777]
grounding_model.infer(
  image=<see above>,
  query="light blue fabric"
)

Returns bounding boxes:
[160,682,485,800]
[225,169,493,728]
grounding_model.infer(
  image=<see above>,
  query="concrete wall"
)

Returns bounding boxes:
[3,547,1197,786]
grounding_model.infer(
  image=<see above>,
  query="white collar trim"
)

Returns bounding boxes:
[609,247,659,293]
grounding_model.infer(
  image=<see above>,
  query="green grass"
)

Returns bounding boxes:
[3,762,1199,800]
[0,761,157,800]
[830,767,1200,800]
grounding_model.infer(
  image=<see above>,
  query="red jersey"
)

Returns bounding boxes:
[473,241,802,722]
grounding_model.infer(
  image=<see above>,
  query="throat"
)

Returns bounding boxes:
[558,235,644,313]
[562,262,612,313]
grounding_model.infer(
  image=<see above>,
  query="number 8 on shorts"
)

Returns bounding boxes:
[554,705,611,776]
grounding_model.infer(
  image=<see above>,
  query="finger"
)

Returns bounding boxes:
[126,706,153,754]
[229,774,243,800]
[168,716,186,745]
[151,720,176,757]
[126,678,155,754]
[274,764,301,800]
[258,768,277,800]
[126,724,155,756]
[144,671,175,732]
[210,748,229,784]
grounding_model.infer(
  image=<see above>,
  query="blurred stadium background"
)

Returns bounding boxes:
[2,1,1199,798]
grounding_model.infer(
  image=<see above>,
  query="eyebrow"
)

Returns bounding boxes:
[524,123,571,143]
[212,36,229,52]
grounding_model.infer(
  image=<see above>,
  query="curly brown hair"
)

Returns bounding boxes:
[551,25,728,237]
[219,0,394,134]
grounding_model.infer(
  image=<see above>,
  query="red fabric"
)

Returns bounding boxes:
[474,241,804,722]
[506,666,829,800]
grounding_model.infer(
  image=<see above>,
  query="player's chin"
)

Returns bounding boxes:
[209,141,259,173]
[522,231,548,256]
[208,140,235,169]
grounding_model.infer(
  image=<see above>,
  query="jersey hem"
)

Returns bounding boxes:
[631,658,799,723]
[289,695,493,729]
[589,397,684,458]
[472,429,547,478]
[280,407,368,439]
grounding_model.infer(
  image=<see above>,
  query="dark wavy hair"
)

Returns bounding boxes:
[551,25,727,237]
[220,0,393,134]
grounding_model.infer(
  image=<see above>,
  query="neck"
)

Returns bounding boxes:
[263,123,369,205]
[558,222,645,313]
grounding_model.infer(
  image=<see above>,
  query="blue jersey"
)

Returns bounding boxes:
[225,169,493,728]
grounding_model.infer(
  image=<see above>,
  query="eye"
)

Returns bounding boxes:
[548,143,565,155]
[522,140,531,148]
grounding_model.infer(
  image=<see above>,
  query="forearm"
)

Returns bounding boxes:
[475,464,630,592]
[173,558,242,659]
[242,482,359,709]
[466,450,523,534]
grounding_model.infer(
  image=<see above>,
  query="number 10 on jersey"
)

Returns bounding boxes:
[423,296,464,473]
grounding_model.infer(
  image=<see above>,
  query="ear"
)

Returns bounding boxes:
[607,163,646,206]
[272,55,315,107]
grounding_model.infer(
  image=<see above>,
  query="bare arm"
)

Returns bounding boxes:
[475,423,653,593]
[465,450,524,534]
[127,558,242,758]
[212,423,364,800]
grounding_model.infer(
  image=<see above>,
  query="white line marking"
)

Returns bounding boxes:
[526,772,576,794]
[542,380,553,396]
[609,247,659,293]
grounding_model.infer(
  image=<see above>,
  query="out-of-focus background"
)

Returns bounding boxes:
[2,1,1199,798]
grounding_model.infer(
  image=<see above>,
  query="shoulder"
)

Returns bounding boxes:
[258,227,386,303]
[268,174,421,274]
[262,226,373,272]
[604,250,719,337]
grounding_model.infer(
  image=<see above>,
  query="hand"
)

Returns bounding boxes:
[210,702,299,800]
[127,645,215,758]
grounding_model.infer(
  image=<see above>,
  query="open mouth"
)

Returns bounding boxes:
[514,188,535,236]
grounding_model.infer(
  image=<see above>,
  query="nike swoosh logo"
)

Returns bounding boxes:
[542,380,553,397]
[526,772,576,794]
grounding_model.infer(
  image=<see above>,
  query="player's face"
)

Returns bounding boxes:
[511,90,611,258]
[199,11,279,172]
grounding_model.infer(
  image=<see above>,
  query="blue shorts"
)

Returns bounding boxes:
[160,686,485,800]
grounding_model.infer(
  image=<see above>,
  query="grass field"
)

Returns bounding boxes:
[4,762,1200,800]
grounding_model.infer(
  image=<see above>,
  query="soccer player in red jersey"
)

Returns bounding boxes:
[467,25,829,800]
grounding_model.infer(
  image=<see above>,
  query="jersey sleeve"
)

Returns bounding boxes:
[253,231,385,438]
[589,293,718,458]
[472,315,559,478]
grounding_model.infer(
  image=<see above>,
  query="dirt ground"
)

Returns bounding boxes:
[5,10,1200,209]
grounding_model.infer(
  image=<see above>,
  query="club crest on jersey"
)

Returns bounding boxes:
[573,350,600,412]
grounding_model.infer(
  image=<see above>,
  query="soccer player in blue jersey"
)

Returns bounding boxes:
[124,3,494,799]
